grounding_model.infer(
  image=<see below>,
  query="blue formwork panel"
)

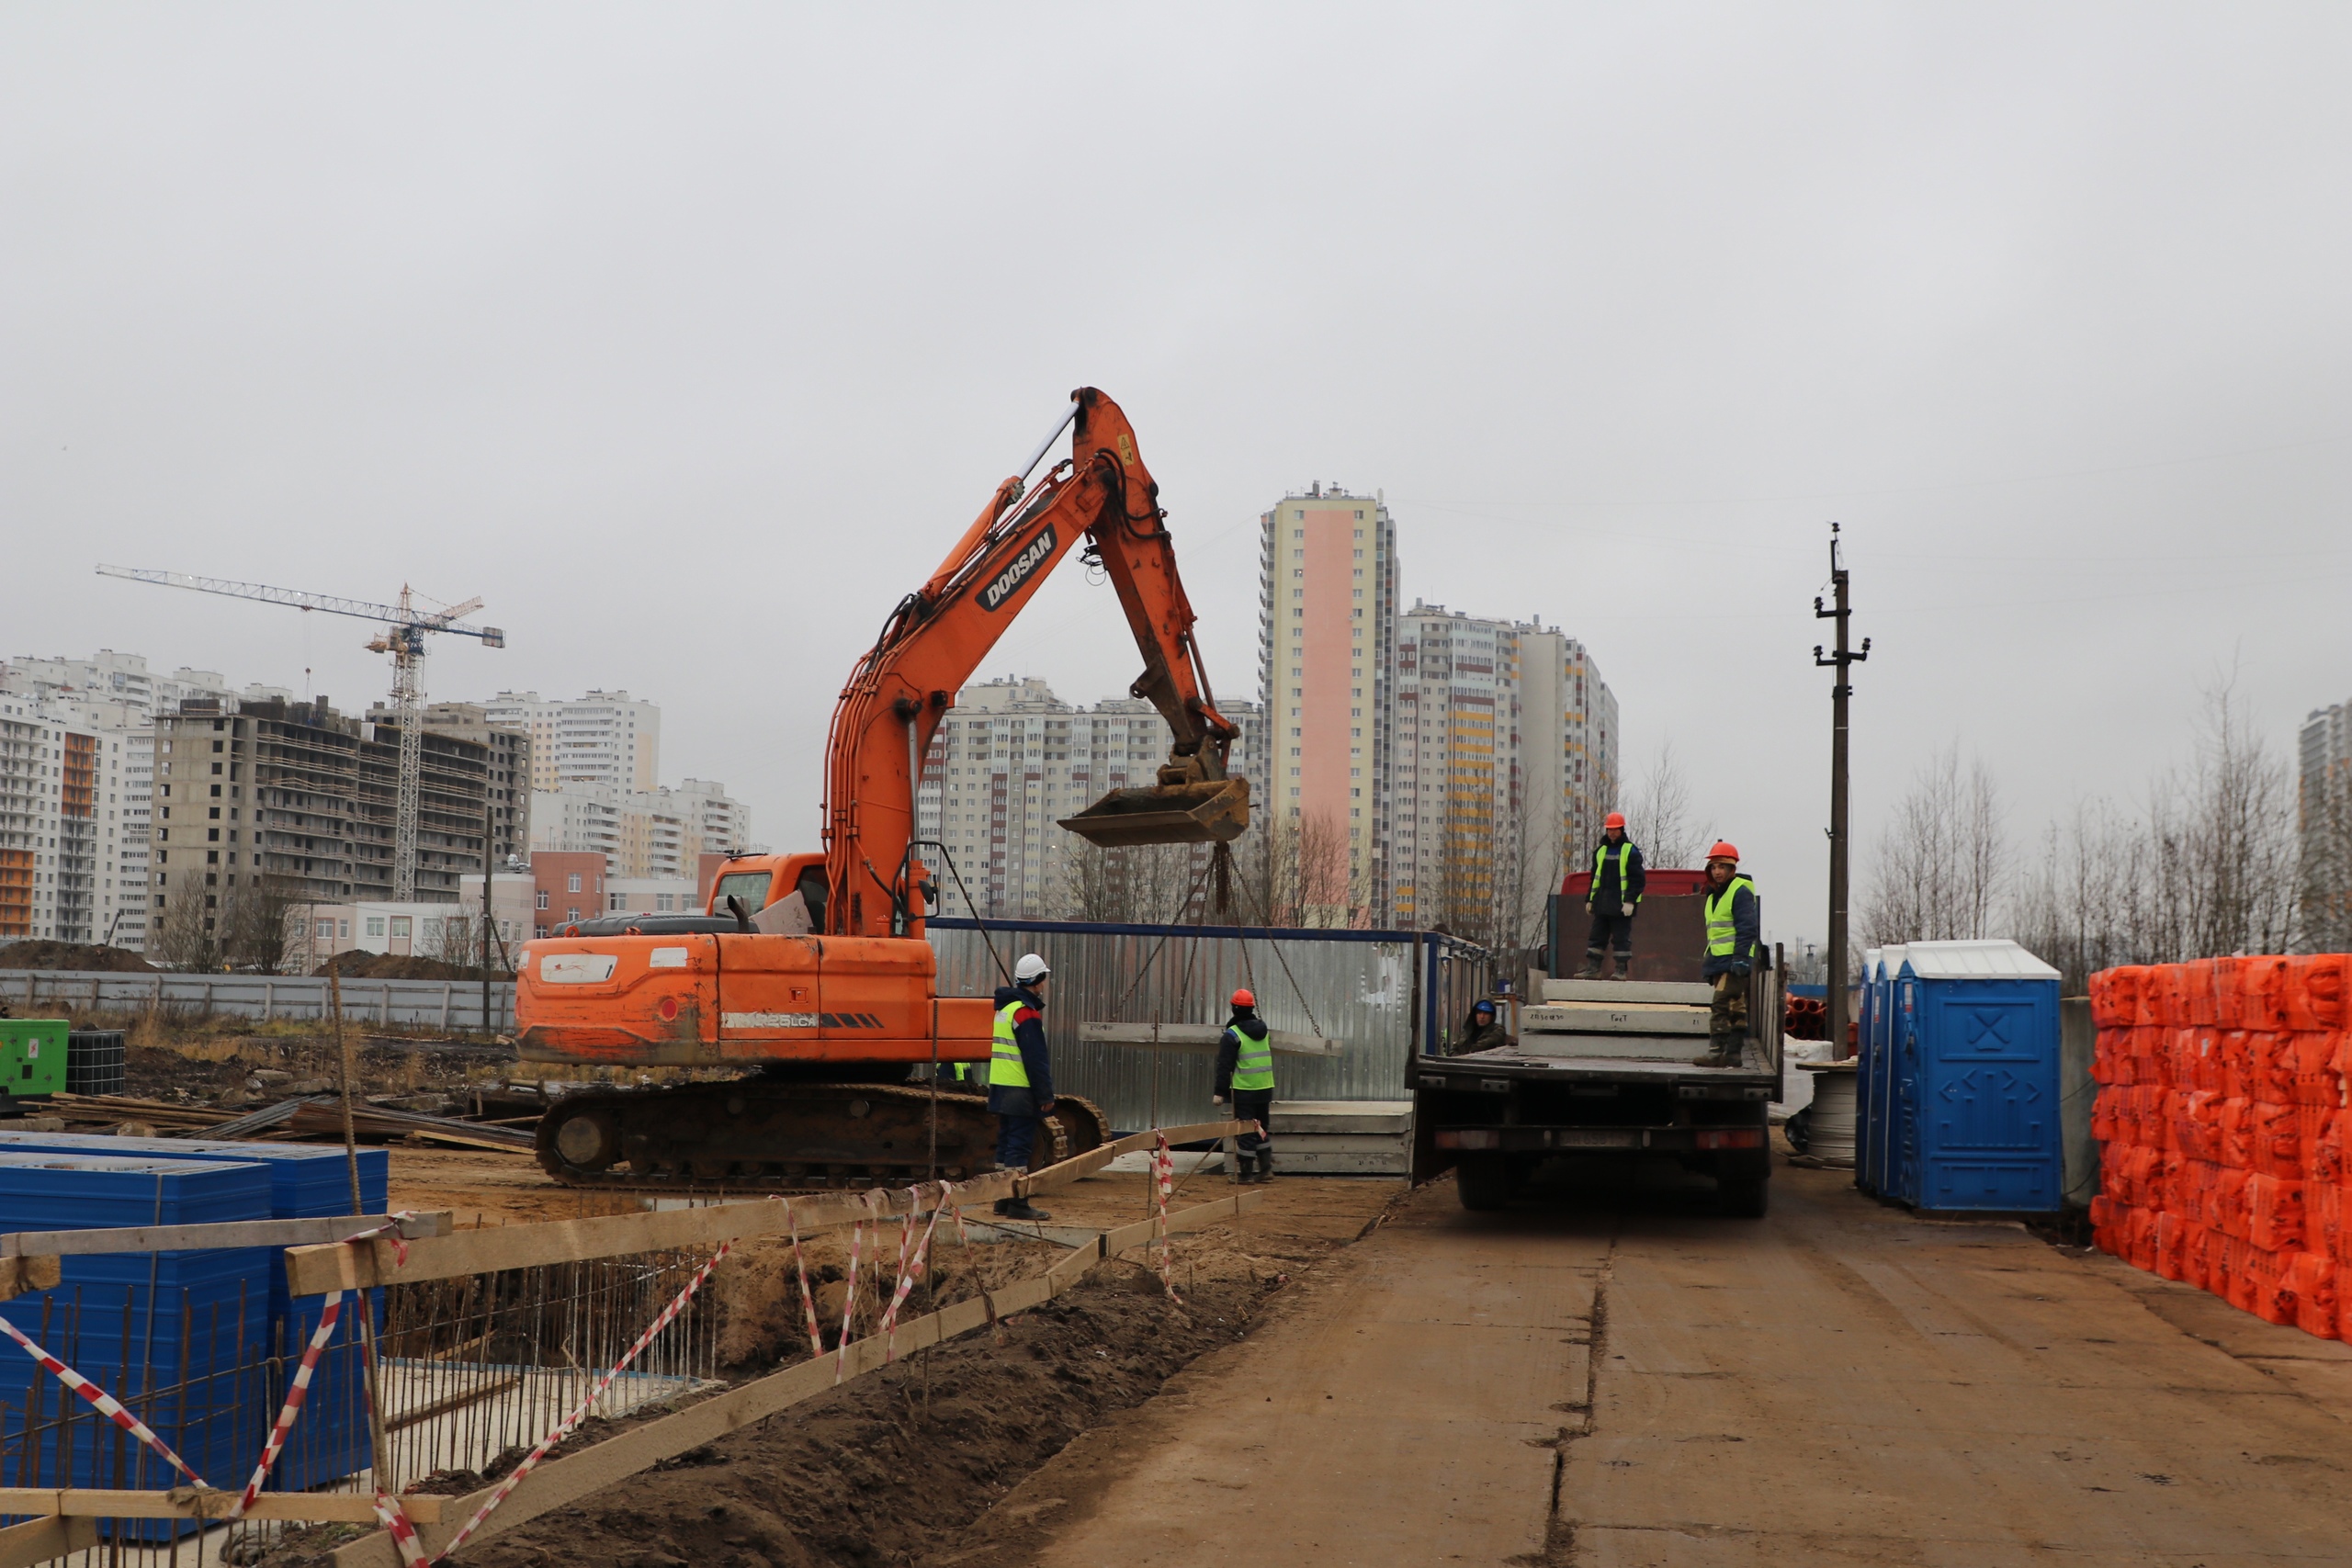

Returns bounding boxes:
[0,1134,387,1491]
[1865,942,2064,1213]
[0,1152,275,1533]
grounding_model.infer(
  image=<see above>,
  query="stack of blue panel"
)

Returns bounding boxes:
[0,1131,389,1489]
[0,1152,273,1535]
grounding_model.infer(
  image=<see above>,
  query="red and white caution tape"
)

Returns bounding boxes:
[428,1236,732,1563]
[777,1198,825,1359]
[0,1315,211,1489]
[1153,1132,1183,1304]
[877,1182,956,1361]
[234,1212,416,1516]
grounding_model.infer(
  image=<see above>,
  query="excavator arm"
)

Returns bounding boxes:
[821,387,1248,937]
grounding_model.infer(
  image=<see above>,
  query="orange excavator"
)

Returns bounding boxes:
[515,389,1249,1189]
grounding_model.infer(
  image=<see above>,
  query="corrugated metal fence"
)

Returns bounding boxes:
[0,969,514,1031]
[928,919,1491,1133]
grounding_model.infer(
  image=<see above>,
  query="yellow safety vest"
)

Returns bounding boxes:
[1593,841,1635,902]
[1229,1021,1274,1092]
[1704,875,1757,960]
[990,999,1031,1089]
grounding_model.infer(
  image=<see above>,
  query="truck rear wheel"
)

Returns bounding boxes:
[1456,1155,1512,1211]
[1716,1173,1769,1219]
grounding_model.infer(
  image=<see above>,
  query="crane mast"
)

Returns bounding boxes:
[96,565,504,901]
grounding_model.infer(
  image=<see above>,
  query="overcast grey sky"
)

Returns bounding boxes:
[6,5,2347,950]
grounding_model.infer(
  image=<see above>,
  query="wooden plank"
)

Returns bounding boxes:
[2,1212,452,1259]
[284,1121,1244,1295]
[1078,1022,1344,1057]
[0,1514,96,1568]
[0,1487,440,1525]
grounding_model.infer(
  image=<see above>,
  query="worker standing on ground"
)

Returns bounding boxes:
[1692,843,1758,1069]
[989,953,1057,1220]
[1211,987,1276,1183]
[1580,812,1645,980]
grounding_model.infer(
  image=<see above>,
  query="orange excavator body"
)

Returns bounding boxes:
[513,391,1247,1186]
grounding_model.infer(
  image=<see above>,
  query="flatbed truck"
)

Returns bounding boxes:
[1409,955,1785,1217]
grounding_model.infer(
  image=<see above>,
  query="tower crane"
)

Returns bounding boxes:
[96,566,505,900]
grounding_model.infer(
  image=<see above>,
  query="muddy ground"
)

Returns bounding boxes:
[255,1156,1399,1568]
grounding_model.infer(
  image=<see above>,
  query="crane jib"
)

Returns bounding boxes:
[979,526,1056,612]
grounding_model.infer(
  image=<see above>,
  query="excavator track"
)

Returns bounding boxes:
[534,1077,1111,1193]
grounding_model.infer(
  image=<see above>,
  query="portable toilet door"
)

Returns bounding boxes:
[1900,940,2064,1212]
[1854,948,1883,1195]
[1864,950,1900,1198]
[1884,947,1923,1204]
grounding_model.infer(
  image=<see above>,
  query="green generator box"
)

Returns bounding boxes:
[1,1019,70,1104]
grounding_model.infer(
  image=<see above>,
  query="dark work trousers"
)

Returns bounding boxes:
[1710,973,1749,1049]
[1586,907,1634,963]
[995,1111,1042,1171]
[1231,1088,1274,1164]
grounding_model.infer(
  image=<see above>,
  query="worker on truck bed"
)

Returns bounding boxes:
[1693,842,1758,1069]
[1455,998,1510,1054]
[1580,812,1645,980]
[989,953,1057,1221]
[1212,988,1276,1183]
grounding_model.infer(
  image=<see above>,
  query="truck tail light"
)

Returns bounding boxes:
[1435,1130,1500,1150]
[1695,1129,1763,1150]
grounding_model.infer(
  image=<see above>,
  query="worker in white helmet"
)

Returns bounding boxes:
[988,953,1057,1221]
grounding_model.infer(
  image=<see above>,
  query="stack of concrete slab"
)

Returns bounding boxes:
[1521,978,1713,1061]
[1257,1100,1412,1176]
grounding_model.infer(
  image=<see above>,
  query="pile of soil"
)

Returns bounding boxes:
[0,941,157,973]
[314,952,511,981]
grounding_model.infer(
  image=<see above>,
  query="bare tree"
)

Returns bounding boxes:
[220,874,304,973]
[1628,740,1705,868]
[1859,746,2008,949]
[1225,809,1351,929]
[153,878,214,971]
[1055,840,1214,925]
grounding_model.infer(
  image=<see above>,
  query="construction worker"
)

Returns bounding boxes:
[1456,998,1510,1054]
[989,953,1057,1220]
[1579,812,1645,980]
[1212,988,1276,1182]
[1692,843,1758,1069]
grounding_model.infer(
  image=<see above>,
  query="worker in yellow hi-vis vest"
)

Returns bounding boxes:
[1579,813,1645,980]
[1212,988,1276,1183]
[988,953,1057,1220]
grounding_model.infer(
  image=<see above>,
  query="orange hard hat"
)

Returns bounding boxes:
[1707,840,1740,863]
[1603,812,1626,830]
[1231,987,1256,1008]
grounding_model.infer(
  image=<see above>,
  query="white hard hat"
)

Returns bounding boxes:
[1014,953,1051,982]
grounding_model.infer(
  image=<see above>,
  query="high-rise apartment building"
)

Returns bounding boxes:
[1389,606,1617,944]
[2301,699,2352,950]
[481,691,660,793]
[1257,484,1400,925]
[529,779,751,879]
[917,676,1264,919]
[0,650,240,723]
[0,693,142,946]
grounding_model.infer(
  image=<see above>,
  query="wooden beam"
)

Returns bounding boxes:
[283,1120,1242,1296]
[2,1212,453,1259]
[0,1488,443,1526]
[0,1514,96,1568]
[321,1186,1259,1568]
[1079,1022,1344,1056]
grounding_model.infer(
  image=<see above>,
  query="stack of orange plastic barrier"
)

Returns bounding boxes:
[2088,955,2352,1337]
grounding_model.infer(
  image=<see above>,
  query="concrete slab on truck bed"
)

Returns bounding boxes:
[1429,1042,1774,1083]
[1524,1002,1710,1036]
[1267,1100,1411,1135]
[1542,977,1713,1006]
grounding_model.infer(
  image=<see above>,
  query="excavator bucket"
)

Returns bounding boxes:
[1058,777,1250,848]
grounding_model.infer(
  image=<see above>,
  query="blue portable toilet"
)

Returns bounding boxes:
[1871,940,2064,1213]
[1854,948,1883,1195]
[0,1152,275,1532]
[0,1131,388,1488]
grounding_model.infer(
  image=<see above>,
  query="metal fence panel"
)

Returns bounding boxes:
[927,919,1491,1133]
[0,970,515,1032]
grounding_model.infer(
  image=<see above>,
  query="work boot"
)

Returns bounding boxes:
[998,1198,1053,1223]
[1577,951,1604,980]
[1608,959,1631,982]
[1690,1039,1740,1069]
[1255,1151,1275,1183]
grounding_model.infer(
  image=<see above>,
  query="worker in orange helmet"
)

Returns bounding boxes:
[1212,987,1276,1183]
[1578,811,1645,980]
[1693,842,1758,1069]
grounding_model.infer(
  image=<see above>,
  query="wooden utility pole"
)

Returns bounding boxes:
[1814,524,1870,1061]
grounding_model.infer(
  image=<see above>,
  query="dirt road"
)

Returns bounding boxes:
[940,1158,2352,1565]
